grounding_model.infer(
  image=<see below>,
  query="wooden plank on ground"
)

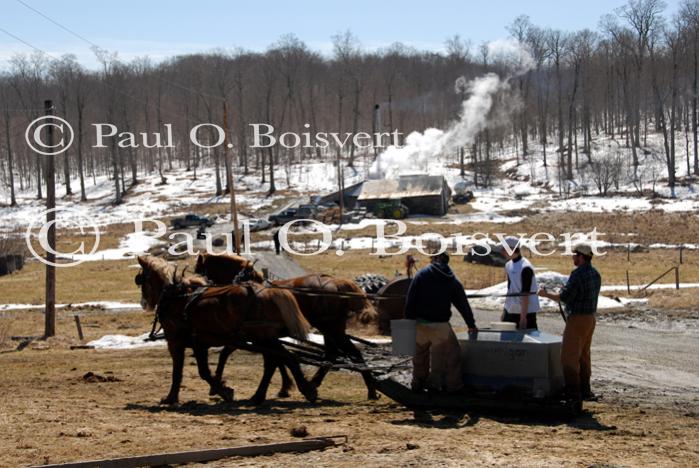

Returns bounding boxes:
[31,437,344,468]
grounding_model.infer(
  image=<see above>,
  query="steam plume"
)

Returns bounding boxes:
[371,39,534,179]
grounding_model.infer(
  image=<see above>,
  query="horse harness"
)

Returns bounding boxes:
[150,277,279,341]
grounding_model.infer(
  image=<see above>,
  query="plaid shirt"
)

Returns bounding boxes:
[560,263,601,315]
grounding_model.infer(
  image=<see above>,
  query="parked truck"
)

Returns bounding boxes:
[171,214,214,230]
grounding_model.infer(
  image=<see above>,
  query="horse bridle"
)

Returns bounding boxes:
[136,268,182,340]
[135,268,161,340]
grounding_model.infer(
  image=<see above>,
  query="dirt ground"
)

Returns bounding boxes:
[2,206,698,466]
[0,307,697,467]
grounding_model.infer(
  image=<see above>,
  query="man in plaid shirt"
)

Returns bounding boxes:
[539,243,601,406]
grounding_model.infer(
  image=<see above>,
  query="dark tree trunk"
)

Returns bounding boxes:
[4,112,16,206]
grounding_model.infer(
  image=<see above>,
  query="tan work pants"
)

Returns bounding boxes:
[561,314,596,399]
[412,321,463,392]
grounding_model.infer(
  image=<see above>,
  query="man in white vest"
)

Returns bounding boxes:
[501,236,540,330]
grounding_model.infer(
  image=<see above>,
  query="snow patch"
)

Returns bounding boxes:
[87,333,165,350]
[0,301,141,311]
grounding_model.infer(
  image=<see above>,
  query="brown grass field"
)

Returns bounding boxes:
[1,245,697,309]
[5,208,699,307]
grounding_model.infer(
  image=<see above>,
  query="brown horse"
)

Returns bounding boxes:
[136,254,317,405]
[195,253,380,400]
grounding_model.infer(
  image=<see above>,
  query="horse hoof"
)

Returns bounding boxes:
[303,387,318,404]
[368,392,380,401]
[249,395,266,405]
[219,387,235,403]
[160,396,179,406]
[277,390,291,398]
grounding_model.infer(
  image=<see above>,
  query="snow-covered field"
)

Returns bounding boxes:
[3,131,699,268]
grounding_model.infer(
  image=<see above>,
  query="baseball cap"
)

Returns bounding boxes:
[573,243,593,257]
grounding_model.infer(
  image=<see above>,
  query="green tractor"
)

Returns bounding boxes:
[374,200,409,219]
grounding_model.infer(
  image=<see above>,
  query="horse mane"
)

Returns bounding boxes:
[206,252,250,266]
[138,254,208,287]
[332,277,379,325]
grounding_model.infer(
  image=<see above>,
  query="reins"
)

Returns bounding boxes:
[260,281,540,301]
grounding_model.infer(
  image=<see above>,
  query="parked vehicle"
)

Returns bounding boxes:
[374,201,409,219]
[171,214,214,230]
[463,244,507,267]
[297,204,318,218]
[268,208,299,226]
[242,218,272,232]
[453,190,474,204]
[268,204,321,226]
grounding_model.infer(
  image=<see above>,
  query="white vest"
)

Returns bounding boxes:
[504,257,540,314]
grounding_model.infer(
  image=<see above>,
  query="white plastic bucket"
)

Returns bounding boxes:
[391,319,416,356]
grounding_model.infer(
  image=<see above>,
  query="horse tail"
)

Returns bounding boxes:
[337,279,379,326]
[266,288,311,340]
[194,252,206,274]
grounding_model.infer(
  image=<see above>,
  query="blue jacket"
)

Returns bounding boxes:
[404,262,476,328]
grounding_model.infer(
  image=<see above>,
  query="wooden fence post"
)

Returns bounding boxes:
[44,100,56,339]
[626,270,631,294]
[73,315,84,341]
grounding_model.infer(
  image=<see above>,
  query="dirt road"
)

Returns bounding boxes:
[461,308,699,411]
[0,306,697,467]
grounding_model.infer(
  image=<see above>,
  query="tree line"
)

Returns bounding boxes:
[1,0,698,206]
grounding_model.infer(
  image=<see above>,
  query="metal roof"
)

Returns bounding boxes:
[358,174,448,201]
[318,181,365,204]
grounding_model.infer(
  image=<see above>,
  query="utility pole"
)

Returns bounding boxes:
[337,151,344,227]
[223,102,241,254]
[372,104,381,161]
[44,100,56,338]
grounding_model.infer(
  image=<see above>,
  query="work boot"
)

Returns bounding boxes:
[558,389,583,415]
[558,388,581,402]
[411,381,426,393]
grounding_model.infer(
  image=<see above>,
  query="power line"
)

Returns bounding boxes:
[15,0,100,49]
[14,0,226,103]
[0,26,48,55]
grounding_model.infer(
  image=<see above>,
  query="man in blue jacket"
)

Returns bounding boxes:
[404,248,478,393]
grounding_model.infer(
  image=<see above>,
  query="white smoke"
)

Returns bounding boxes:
[486,38,536,76]
[443,73,505,151]
[371,39,534,179]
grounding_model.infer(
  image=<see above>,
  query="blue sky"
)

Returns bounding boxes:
[0,0,684,69]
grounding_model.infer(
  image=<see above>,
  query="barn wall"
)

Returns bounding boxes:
[402,195,448,216]
[359,194,449,216]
